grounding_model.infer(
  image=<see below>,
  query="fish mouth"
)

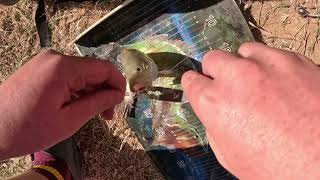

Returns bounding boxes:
[131,83,146,93]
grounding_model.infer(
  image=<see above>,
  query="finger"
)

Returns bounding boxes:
[101,106,115,120]
[238,42,303,66]
[65,55,126,93]
[238,42,270,60]
[202,50,241,79]
[181,71,216,117]
[63,88,124,122]
[181,70,213,97]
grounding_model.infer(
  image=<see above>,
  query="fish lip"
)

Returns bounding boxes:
[131,83,146,93]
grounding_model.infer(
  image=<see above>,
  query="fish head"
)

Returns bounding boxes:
[118,48,158,92]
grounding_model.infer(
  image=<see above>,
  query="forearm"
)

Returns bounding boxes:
[0,106,57,160]
[0,104,28,160]
[0,87,18,160]
[0,86,44,160]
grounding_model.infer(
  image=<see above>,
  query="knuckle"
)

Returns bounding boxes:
[32,50,67,73]
[238,42,267,56]
[202,50,232,72]
[204,50,228,62]
[239,42,264,50]
[40,48,57,55]
[238,62,267,87]
[40,50,64,62]
[39,49,62,61]
[40,53,71,77]
[238,42,256,52]
[232,60,261,77]
[47,53,68,67]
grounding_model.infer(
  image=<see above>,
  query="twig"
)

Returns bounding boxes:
[303,32,311,56]
[119,165,133,178]
[119,132,130,152]
[289,23,306,50]
[248,21,269,33]
[258,0,264,26]
[12,7,33,25]
[264,36,301,42]
[311,21,320,56]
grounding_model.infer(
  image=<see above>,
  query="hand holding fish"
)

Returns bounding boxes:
[0,49,126,160]
[182,42,320,180]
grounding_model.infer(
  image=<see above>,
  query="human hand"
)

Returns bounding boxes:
[0,50,126,160]
[182,43,320,179]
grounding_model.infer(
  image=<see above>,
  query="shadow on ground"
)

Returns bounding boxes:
[77,118,164,180]
[236,1,264,42]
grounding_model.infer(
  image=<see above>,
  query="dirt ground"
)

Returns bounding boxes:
[0,0,319,179]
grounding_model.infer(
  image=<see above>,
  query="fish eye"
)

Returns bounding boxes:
[137,68,141,72]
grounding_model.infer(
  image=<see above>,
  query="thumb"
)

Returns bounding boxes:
[63,89,124,122]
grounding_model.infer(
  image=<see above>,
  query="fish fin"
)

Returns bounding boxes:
[115,99,133,119]
[92,43,122,59]
[143,34,169,41]
[158,69,173,76]
[89,43,124,72]
[122,103,131,118]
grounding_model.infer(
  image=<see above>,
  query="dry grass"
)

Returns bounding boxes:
[0,0,319,179]
[77,116,163,180]
[246,0,320,63]
[0,156,32,178]
[0,0,40,83]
